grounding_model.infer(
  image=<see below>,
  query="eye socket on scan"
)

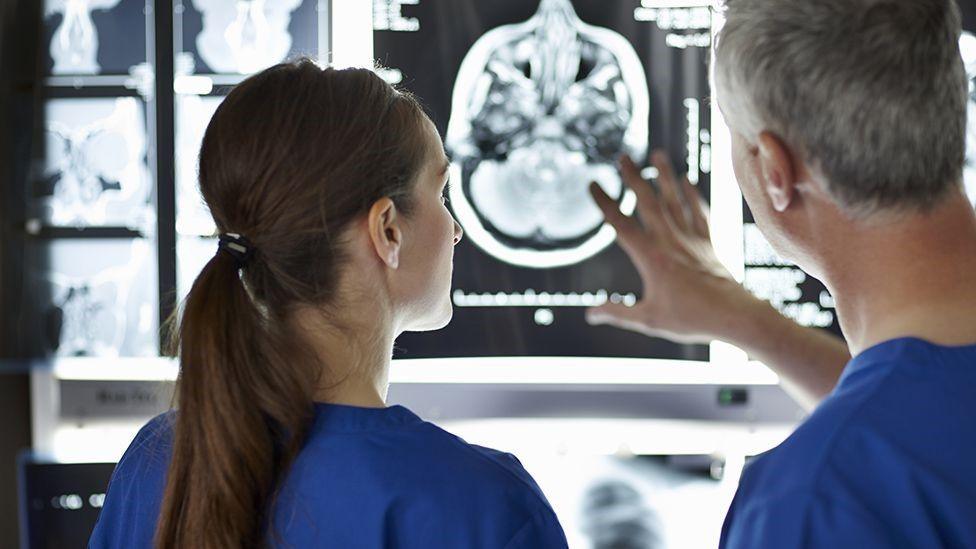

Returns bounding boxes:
[444,0,648,269]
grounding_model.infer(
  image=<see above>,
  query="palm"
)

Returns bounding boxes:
[588,152,745,343]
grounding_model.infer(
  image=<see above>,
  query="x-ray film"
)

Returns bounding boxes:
[176,235,218,305]
[37,98,153,229]
[43,0,146,75]
[962,30,976,206]
[375,0,713,360]
[741,209,840,336]
[176,94,223,236]
[178,0,319,74]
[29,239,158,357]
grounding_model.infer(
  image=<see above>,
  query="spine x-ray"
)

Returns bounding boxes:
[375,0,713,360]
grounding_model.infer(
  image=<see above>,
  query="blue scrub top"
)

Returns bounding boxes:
[721,337,976,547]
[89,403,568,548]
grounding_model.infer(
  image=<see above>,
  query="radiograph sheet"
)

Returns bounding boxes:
[43,0,146,75]
[178,0,319,74]
[962,30,976,206]
[375,0,712,360]
[26,239,159,357]
[37,98,153,229]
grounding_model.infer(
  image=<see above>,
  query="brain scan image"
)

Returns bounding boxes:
[961,31,976,206]
[40,98,152,228]
[374,0,713,360]
[446,0,646,268]
[192,0,302,74]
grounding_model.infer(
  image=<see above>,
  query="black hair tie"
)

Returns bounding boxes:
[218,233,255,268]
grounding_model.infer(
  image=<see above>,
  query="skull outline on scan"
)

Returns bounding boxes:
[446,0,649,268]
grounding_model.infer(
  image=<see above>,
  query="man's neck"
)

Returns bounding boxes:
[822,192,976,355]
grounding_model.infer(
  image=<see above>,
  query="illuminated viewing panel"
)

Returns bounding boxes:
[373,0,715,360]
[962,30,976,207]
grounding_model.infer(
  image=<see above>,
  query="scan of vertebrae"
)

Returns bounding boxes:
[193,0,302,74]
[45,0,122,74]
[446,0,648,268]
[962,31,976,206]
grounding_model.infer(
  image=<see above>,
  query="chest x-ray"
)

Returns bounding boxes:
[446,0,644,268]
[961,31,976,206]
[375,0,712,360]
[39,98,153,229]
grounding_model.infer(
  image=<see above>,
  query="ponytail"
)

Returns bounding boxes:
[155,250,315,548]
[152,59,431,547]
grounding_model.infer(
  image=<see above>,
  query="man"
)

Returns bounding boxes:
[588,0,976,545]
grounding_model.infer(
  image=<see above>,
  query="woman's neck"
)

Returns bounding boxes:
[292,305,395,409]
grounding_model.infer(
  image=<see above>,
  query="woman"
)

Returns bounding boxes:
[89,60,568,548]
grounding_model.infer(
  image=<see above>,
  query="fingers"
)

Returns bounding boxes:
[618,155,666,236]
[589,182,644,253]
[680,175,711,238]
[585,302,654,336]
[651,151,691,233]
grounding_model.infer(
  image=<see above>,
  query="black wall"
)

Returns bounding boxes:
[0,0,41,546]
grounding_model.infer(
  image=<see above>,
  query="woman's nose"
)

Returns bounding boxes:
[453,220,464,245]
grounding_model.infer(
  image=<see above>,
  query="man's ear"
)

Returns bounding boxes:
[367,197,402,269]
[757,132,797,213]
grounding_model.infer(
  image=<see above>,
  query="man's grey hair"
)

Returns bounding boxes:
[715,0,968,214]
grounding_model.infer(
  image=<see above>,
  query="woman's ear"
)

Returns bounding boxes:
[367,198,402,269]
[757,131,798,213]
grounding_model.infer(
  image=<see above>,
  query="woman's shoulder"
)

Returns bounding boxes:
[88,413,174,548]
[282,416,568,547]
[112,412,175,480]
[414,421,550,503]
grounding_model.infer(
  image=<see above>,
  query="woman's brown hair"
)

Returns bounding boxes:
[155,59,430,548]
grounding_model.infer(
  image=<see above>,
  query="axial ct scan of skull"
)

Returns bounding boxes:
[962,31,976,206]
[374,0,712,360]
[446,0,646,268]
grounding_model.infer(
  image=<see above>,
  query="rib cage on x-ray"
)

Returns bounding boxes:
[446,0,646,268]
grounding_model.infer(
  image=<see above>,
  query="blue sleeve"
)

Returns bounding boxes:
[504,508,569,549]
[88,414,172,548]
[723,490,893,549]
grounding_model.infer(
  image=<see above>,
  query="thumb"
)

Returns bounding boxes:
[585,303,649,333]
